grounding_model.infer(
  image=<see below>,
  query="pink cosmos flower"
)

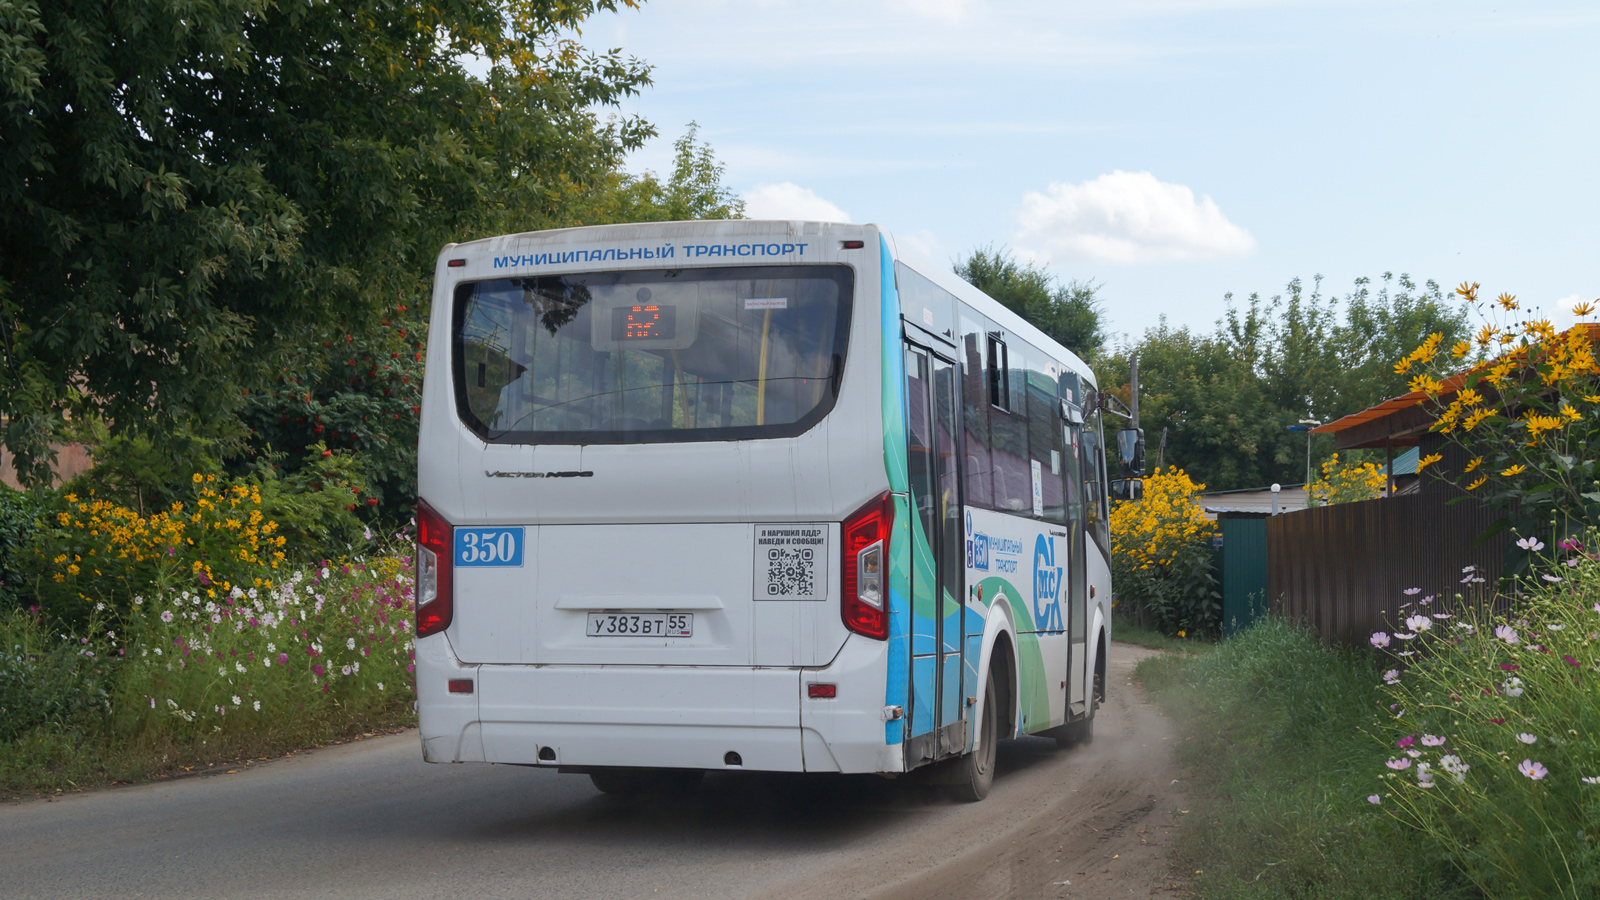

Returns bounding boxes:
[1371,632,1391,648]
[1383,669,1400,684]
[277,653,288,665]
[1565,655,1582,667]
[1405,615,1432,633]
[1499,663,1521,671]
[1517,733,1538,744]
[1421,734,1446,747]
[1367,794,1381,804]
[1542,574,1563,583]
[1495,625,1520,644]
[1386,758,1412,770]
[1397,735,1417,749]
[1403,587,1422,596]
[1518,759,1548,780]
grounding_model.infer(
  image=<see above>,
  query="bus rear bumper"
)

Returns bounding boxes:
[416,633,903,774]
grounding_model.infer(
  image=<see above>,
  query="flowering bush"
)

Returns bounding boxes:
[114,552,415,742]
[28,451,368,625]
[1308,452,1387,505]
[1110,467,1219,635]
[1369,544,1600,897]
[1402,283,1600,565]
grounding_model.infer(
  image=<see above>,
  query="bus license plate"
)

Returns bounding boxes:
[586,613,694,638]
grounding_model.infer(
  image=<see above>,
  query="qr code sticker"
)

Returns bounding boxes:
[765,548,816,597]
[754,525,827,600]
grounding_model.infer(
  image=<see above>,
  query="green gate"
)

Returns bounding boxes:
[1218,513,1269,637]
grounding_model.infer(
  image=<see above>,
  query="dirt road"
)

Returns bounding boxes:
[0,642,1187,900]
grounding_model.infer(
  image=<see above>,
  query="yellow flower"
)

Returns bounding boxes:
[1409,374,1445,395]
[1457,281,1480,302]
[1524,412,1564,439]
[1500,464,1527,477]
[1572,300,1597,317]
[1496,292,1519,311]
[1475,324,1499,348]
[1394,357,1413,375]
[1561,402,1582,423]
[1450,340,1471,359]
[1466,477,1487,491]
[192,473,204,483]
[1464,456,1482,473]
[1415,453,1443,474]
[66,564,80,576]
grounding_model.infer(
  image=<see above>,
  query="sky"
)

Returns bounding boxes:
[574,0,1600,344]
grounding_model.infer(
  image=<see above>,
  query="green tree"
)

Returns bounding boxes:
[0,0,653,485]
[567,123,746,225]
[955,246,1104,360]
[1096,274,1470,492]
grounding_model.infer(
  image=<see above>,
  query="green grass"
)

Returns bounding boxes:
[1137,617,1479,900]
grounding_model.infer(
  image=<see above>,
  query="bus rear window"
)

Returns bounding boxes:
[451,265,854,444]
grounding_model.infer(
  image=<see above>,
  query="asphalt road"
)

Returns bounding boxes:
[0,643,1188,900]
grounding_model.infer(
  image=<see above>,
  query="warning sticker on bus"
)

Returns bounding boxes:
[753,525,827,601]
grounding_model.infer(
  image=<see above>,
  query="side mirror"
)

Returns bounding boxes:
[1116,427,1145,478]
[1110,478,1144,501]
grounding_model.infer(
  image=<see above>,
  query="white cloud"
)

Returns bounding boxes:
[895,228,950,263]
[1014,170,1256,264]
[740,182,852,222]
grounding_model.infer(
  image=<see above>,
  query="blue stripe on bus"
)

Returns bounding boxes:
[881,234,909,747]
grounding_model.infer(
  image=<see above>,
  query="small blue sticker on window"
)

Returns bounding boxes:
[454,527,524,567]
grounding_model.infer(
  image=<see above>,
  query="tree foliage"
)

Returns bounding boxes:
[954,246,1104,361]
[1096,274,1469,491]
[564,122,746,226]
[0,0,654,485]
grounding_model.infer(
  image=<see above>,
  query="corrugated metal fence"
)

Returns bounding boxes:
[1266,491,1508,646]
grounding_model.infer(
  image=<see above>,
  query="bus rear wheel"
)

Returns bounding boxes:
[948,674,998,802]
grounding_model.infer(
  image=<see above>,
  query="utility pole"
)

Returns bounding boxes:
[1129,355,1139,429]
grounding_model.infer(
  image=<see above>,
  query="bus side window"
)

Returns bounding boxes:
[986,334,1008,411]
[1025,346,1065,523]
[1083,411,1111,554]
[987,338,1030,513]
[961,311,994,509]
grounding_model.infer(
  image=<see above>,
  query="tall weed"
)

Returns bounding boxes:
[1139,618,1476,899]
[1369,542,1600,899]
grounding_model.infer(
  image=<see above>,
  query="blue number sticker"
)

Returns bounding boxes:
[454,527,525,567]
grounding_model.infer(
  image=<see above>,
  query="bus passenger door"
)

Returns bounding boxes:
[903,342,966,764]
[1064,418,1089,715]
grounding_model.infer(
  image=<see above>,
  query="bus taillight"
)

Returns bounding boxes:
[841,492,894,640]
[415,500,454,638]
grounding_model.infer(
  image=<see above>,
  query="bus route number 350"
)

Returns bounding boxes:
[454,527,525,567]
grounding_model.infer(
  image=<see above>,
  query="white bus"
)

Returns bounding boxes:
[414,220,1114,800]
